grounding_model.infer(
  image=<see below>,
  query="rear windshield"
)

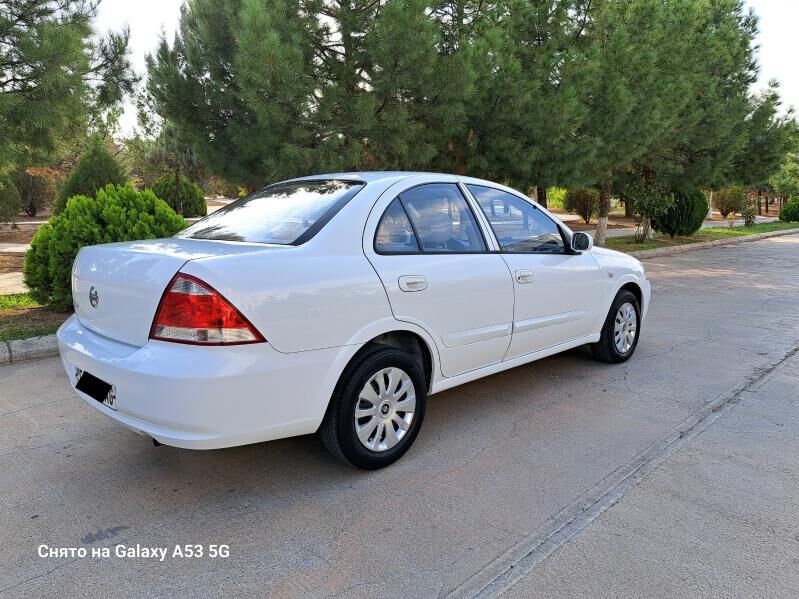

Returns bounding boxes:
[178,179,365,245]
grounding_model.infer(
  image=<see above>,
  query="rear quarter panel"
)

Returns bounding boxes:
[179,183,397,354]
[181,250,391,354]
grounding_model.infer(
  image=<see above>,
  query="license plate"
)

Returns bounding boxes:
[75,369,117,410]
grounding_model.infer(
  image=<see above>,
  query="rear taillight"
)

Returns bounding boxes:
[149,274,265,345]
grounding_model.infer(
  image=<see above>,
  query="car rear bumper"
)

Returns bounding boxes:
[57,315,348,449]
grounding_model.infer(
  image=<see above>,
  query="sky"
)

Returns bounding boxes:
[95,0,799,136]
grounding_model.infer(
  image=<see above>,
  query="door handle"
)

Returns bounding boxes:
[515,269,535,284]
[398,275,428,292]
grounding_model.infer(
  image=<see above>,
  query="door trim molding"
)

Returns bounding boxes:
[441,322,513,348]
[513,310,587,334]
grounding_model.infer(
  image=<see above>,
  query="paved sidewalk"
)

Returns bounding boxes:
[503,351,799,598]
[598,215,780,238]
[703,215,779,228]
[0,272,26,294]
[0,243,29,253]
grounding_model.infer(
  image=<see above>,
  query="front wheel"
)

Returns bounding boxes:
[591,290,641,363]
[320,346,427,469]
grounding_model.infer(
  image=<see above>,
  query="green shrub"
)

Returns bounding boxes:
[13,169,57,217]
[24,184,185,308]
[564,187,600,224]
[741,198,757,226]
[546,187,567,210]
[149,173,207,217]
[652,189,707,238]
[779,199,799,223]
[713,186,744,218]
[0,176,21,223]
[54,136,127,214]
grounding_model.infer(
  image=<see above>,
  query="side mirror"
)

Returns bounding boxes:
[572,232,593,252]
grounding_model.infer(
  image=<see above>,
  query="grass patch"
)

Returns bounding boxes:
[0,292,42,310]
[605,222,799,253]
[0,292,69,342]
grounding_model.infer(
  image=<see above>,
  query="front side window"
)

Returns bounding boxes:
[179,180,364,245]
[468,185,564,253]
[399,184,486,253]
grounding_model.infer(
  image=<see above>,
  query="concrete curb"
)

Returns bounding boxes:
[0,334,58,366]
[628,228,799,259]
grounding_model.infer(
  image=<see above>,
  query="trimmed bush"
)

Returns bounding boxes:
[149,173,207,217]
[54,136,127,214]
[713,185,744,218]
[24,184,185,308]
[652,189,707,238]
[0,176,21,223]
[564,187,600,224]
[14,169,57,217]
[779,199,799,223]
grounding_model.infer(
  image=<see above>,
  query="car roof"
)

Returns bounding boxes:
[290,171,498,182]
[286,171,537,208]
[288,171,511,187]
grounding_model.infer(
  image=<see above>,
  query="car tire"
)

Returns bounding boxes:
[591,290,641,363]
[320,346,427,469]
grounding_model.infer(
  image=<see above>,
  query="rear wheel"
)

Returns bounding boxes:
[591,290,641,363]
[320,346,427,469]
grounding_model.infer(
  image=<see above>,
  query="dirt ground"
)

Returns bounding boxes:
[0,304,70,341]
[0,254,24,275]
[0,224,38,244]
[568,220,635,231]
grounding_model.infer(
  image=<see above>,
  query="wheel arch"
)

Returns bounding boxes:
[618,281,643,312]
[343,329,435,394]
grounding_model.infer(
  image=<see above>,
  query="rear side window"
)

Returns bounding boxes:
[399,184,486,253]
[375,199,420,253]
[468,184,564,253]
[179,180,364,245]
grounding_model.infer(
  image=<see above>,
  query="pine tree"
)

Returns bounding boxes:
[639,0,759,195]
[582,0,699,244]
[0,0,134,175]
[462,0,597,205]
[144,0,794,214]
[54,136,127,213]
[147,0,453,188]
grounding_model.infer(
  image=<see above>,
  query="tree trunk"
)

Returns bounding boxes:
[757,191,762,215]
[624,199,633,218]
[707,190,713,220]
[645,220,654,240]
[536,186,547,209]
[595,182,611,246]
[760,189,766,214]
[174,165,182,215]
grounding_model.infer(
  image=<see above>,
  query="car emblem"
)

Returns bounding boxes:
[89,286,99,308]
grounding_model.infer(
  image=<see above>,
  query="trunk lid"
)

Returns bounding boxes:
[72,238,288,346]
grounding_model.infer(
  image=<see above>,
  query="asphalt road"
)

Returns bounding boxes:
[1,233,798,598]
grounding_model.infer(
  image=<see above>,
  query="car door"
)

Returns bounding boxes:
[466,184,604,361]
[365,179,514,378]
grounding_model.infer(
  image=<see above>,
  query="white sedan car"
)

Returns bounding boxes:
[58,172,650,469]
